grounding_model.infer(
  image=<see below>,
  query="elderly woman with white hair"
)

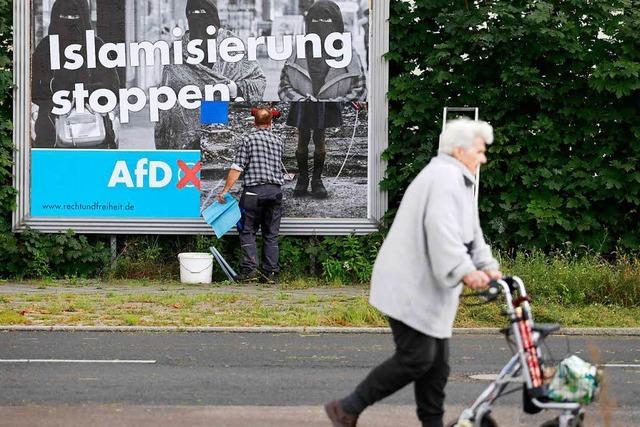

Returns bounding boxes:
[325,118,502,427]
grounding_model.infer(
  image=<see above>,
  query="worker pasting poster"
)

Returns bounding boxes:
[29,0,369,221]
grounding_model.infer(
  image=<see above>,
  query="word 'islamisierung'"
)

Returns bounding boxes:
[50,27,353,70]
[47,26,354,123]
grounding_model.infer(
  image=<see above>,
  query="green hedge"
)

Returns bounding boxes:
[108,234,383,284]
[0,0,12,227]
[1,1,640,278]
[386,0,640,252]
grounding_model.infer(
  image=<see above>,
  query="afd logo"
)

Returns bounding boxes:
[107,158,201,189]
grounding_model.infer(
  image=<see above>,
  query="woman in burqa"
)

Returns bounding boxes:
[278,0,367,199]
[155,0,267,150]
[31,0,119,148]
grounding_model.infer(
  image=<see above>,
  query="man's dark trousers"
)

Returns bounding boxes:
[238,184,283,274]
[342,318,450,427]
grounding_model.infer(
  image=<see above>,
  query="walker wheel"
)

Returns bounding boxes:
[446,414,498,427]
[539,412,585,427]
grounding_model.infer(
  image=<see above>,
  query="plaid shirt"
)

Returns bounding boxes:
[231,128,285,186]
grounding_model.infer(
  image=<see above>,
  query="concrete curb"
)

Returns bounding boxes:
[1,325,640,336]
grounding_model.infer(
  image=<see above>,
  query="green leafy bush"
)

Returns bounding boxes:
[279,237,315,276]
[2,1,640,280]
[0,0,14,231]
[386,1,640,252]
[0,229,110,278]
[108,234,383,283]
[319,234,383,284]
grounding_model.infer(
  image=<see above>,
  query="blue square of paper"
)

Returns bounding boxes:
[201,101,229,125]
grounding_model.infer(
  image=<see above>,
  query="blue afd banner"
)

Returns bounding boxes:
[31,150,202,218]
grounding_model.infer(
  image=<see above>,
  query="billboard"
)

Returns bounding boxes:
[13,0,389,235]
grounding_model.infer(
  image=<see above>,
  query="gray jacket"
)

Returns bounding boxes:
[369,154,499,338]
[277,49,367,102]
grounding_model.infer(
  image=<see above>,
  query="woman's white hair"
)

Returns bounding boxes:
[438,118,494,155]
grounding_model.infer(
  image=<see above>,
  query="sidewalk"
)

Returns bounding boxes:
[1,404,634,427]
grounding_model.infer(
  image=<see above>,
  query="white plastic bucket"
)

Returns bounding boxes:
[178,252,213,284]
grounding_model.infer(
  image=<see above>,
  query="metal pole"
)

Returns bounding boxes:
[110,235,117,268]
[474,108,480,207]
[441,107,481,207]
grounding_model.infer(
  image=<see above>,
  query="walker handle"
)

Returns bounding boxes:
[484,281,502,301]
[460,280,502,305]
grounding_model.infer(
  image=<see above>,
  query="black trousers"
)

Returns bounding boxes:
[238,184,283,274]
[344,318,450,427]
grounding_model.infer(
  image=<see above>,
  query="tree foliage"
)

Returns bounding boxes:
[386,0,640,252]
[0,0,13,229]
[0,1,639,278]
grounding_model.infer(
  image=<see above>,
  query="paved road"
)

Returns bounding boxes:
[0,332,638,426]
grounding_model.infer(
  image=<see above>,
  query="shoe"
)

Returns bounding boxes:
[311,179,328,199]
[235,270,260,283]
[324,400,358,427]
[311,150,328,198]
[259,271,279,285]
[293,175,309,197]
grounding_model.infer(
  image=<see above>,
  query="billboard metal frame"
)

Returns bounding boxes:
[12,0,389,236]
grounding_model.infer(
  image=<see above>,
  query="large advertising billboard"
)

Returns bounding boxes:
[13,0,389,234]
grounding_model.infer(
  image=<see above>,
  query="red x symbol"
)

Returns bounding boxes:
[177,160,201,189]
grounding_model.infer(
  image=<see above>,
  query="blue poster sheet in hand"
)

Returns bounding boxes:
[201,193,241,238]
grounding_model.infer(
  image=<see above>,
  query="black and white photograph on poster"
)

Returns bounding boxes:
[30,0,369,219]
[200,102,368,219]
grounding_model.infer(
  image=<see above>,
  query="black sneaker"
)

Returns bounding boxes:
[235,270,260,283]
[259,271,279,285]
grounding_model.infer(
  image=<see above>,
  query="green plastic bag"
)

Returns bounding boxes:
[547,355,599,404]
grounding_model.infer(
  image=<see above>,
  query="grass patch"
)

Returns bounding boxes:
[1,252,638,328]
[502,252,640,307]
[531,304,640,328]
[0,310,30,325]
[275,292,292,301]
[322,296,387,327]
[108,259,179,281]
[454,302,640,328]
[120,314,141,326]
[1,289,638,328]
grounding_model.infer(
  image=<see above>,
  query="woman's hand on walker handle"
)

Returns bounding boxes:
[483,269,503,281]
[463,270,491,291]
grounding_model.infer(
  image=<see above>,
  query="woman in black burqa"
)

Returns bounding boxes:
[31,0,119,148]
[279,0,366,199]
[155,0,266,149]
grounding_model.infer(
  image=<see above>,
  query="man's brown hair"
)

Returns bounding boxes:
[253,108,272,127]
